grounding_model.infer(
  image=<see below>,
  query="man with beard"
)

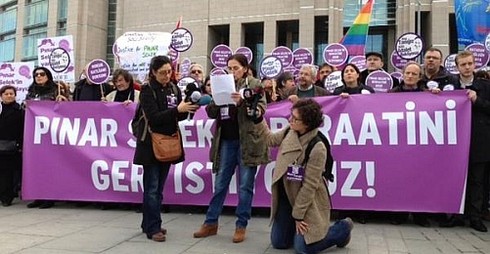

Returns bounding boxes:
[285,64,329,103]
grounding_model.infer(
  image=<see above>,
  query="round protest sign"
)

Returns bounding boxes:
[170,28,193,52]
[271,46,293,67]
[323,43,349,67]
[486,33,490,52]
[86,59,110,84]
[444,54,459,75]
[211,44,233,68]
[177,76,197,97]
[349,55,366,71]
[365,70,394,93]
[390,50,413,70]
[323,70,343,93]
[235,47,253,64]
[390,71,403,82]
[179,58,192,77]
[49,48,71,73]
[292,48,313,70]
[395,33,424,60]
[260,56,283,79]
[210,67,227,76]
[465,43,490,70]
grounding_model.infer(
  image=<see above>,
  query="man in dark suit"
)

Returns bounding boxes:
[443,50,490,232]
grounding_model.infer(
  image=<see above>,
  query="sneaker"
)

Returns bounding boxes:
[337,218,354,248]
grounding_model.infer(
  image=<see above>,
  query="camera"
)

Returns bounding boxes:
[239,86,264,121]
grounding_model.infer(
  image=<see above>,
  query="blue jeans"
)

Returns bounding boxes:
[204,139,257,228]
[271,182,351,254]
[141,163,170,237]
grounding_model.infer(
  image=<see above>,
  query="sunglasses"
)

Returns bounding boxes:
[191,70,202,74]
[35,72,46,77]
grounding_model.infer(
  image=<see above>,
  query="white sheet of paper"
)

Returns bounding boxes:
[210,74,236,106]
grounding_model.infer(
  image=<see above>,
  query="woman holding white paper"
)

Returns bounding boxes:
[193,54,269,243]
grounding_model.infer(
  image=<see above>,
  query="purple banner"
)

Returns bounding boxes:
[23,92,471,213]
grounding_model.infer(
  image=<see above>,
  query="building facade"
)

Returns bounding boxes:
[1,0,459,76]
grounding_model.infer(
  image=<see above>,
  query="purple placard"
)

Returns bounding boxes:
[365,71,394,93]
[390,71,403,82]
[211,44,233,68]
[170,27,193,52]
[210,67,227,76]
[323,43,349,67]
[292,48,313,70]
[323,70,343,93]
[444,54,459,75]
[180,58,192,77]
[465,43,490,70]
[235,47,253,64]
[349,55,367,71]
[486,33,490,52]
[23,92,471,213]
[390,50,413,70]
[86,59,110,84]
[271,46,294,67]
[260,55,283,78]
[395,33,424,60]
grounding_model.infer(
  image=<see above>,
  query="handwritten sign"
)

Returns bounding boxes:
[259,56,283,79]
[37,35,75,82]
[170,28,193,52]
[395,33,424,60]
[323,70,343,93]
[444,54,459,75]
[113,32,171,82]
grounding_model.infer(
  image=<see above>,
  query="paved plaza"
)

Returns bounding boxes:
[1,201,490,253]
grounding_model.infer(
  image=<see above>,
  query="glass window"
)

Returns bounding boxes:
[0,38,15,62]
[23,30,46,59]
[314,16,328,65]
[0,6,17,34]
[25,0,48,27]
[57,0,67,21]
[0,0,16,6]
[243,22,264,74]
[277,20,299,51]
[343,0,395,27]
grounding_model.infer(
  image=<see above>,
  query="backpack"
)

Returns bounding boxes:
[131,83,179,141]
[285,128,334,182]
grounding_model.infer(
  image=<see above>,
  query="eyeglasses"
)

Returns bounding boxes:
[191,70,202,74]
[35,72,46,77]
[289,115,302,123]
[226,66,242,72]
[156,69,172,76]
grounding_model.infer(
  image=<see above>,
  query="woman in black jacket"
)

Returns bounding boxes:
[0,86,24,206]
[133,55,198,242]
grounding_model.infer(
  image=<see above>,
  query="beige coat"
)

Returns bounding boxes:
[258,124,331,244]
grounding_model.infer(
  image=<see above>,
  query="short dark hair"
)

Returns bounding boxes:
[148,55,172,80]
[292,98,324,132]
[227,54,249,79]
[112,68,133,84]
[276,71,294,89]
[424,47,443,59]
[0,85,16,96]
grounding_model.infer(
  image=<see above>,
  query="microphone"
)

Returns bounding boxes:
[197,94,212,105]
[189,91,202,103]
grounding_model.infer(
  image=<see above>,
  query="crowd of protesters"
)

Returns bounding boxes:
[1,49,490,254]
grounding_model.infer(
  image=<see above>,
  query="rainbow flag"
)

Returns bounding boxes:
[340,0,375,57]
